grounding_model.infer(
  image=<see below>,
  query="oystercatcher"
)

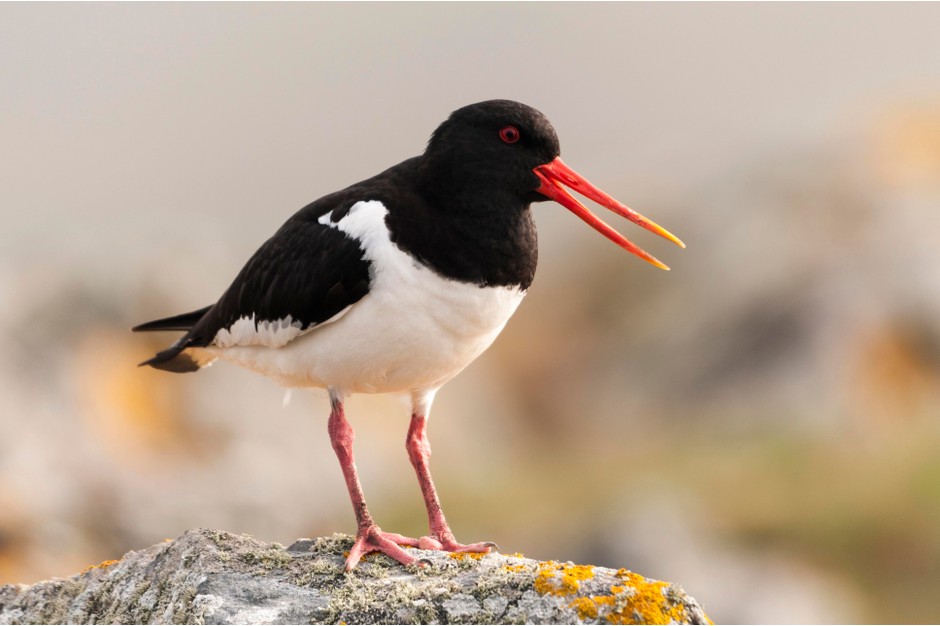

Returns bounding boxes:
[133,100,683,570]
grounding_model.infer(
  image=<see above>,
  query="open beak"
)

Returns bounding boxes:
[533,157,685,270]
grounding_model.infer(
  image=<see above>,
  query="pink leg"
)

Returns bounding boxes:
[406,412,497,554]
[328,395,420,570]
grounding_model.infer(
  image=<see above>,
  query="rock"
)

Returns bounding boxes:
[0,529,711,624]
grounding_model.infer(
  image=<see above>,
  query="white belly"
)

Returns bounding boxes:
[207,200,525,393]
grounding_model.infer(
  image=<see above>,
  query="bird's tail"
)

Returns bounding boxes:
[133,305,216,373]
[131,306,212,332]
[137,341,216,373]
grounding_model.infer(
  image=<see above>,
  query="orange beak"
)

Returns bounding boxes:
[533,157,685,270]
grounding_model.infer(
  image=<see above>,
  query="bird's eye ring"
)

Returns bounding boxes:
[499,126,520,144]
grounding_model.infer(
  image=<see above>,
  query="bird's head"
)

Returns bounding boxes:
[425,99,684,270]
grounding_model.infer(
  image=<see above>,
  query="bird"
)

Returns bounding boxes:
[133,99,684,571]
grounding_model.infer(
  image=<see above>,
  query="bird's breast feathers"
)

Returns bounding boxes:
[207,200,525,392]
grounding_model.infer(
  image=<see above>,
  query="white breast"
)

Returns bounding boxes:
[208,200,525,394]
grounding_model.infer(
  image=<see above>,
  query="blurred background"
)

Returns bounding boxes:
[2,3,939,623]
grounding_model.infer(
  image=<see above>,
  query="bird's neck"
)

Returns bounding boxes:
[383,167,538,290]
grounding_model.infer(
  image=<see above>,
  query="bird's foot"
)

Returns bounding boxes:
[346,525,422,571]
[417,531,498,554]
[345,527,497,570]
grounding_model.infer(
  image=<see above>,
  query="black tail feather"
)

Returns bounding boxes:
[139,344,195,373]
[138,340,215,373]
[134,305,216,374]
[132,306,212,333]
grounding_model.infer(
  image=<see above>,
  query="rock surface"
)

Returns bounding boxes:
[0,529,710,624]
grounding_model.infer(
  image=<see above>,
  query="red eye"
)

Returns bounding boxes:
[499,125,520,144]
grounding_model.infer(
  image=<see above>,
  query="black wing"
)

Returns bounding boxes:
[136,196,372,373]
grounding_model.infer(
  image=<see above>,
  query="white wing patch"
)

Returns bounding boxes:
[213,314,304,348]
[212,307,353,349]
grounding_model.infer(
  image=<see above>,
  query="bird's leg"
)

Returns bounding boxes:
[327,392,420,570]
[406,409,497,554]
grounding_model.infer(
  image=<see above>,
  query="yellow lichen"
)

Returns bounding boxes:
[447,551,485,561]
[615,569,690,624]
[503,563,528,573]
[569,594,615,620]
[80,559,120,574]
[533,561,595,596]
[560,567,695,625]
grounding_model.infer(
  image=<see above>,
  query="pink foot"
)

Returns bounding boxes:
[346,526,423,571]
[416,532,498,554]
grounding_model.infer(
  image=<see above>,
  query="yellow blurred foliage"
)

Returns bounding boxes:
[872,103,940,188]
[73,330,201,469]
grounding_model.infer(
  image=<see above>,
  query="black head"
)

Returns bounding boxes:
[423,100,561,202]
[421,99,685,270]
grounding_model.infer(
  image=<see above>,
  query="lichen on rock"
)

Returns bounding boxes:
[0,529,710,624]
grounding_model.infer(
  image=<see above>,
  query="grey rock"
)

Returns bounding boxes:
[0,529,711,624]
[442,592,481,622]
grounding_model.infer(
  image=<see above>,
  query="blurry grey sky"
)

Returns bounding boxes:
[2,3,938,272]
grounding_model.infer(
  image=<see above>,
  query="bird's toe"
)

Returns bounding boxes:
[420,533,498,555]
[345,526,421,571]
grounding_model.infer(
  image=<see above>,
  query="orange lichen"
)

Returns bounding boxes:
[569,594,615,620]
[80,559,120,574]
[560,567,701,625]
[448,551,485,561]
[503,563,528,573]
[533,561,595,596]
[617,569,688,624]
